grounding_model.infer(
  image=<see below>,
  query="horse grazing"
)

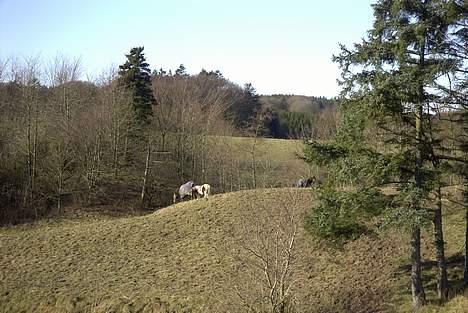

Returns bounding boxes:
[173,180,195,203]
[192,183,211,199]
[294,176,316,188]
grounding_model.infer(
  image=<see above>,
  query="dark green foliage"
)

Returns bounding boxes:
[175,64,188,76]
[261,94,336,113]
[260,95,337,139]
[305,0,465,235]
[303,142,347,166]
[278,111,312,138]
[303,0,467,307]
[305,186,387,242]
[381,183,432,230]
[118,47,156,123]
[225,83,261,130]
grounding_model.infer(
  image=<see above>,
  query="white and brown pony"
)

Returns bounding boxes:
[192,184,211,199]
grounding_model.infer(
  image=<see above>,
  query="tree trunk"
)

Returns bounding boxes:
[201,134,207,183]
[433,185,448,301]
[230,158,234,192]
[251,137,257,189]
[140,135,152,208]
[26,88,33,211]
[87,134,101,205]
[123,122,129,165]
[412,100,426,309]
[221,162,226,192]
[191,136,196,180]
[464,184,468,288]
[161,131,166,152]
[111,89,120,178]
[237,162,241,191]
[57,173,63,215]
[410,227,426,309]
[113,119,120,178]
[95,134,101,183]
[32,95,38,217]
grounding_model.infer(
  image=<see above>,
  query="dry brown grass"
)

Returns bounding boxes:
[0,188,466,313]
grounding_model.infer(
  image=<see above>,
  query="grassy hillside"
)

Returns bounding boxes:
[151,136,313,206]
[1,188,466,312]
[222,136,311,184]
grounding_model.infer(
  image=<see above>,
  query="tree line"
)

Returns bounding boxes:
[0,48,327,223]
[260,94,338,139]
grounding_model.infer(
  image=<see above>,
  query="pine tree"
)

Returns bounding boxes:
[175,64,188,76]
[304,0,464,309]
[441,3,467,288]
[118,47,156,124]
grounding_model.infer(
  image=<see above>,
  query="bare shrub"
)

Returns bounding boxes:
[225,190,305,313]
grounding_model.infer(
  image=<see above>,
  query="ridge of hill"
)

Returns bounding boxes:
[0,188,466,313]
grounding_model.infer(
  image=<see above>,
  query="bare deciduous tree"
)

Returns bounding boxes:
[44,55,82,212]
[228,191,303,313]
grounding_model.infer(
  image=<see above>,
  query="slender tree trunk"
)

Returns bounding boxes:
[230,158,234,192]
[410,227,426,309]
[57,172,63,214]
[141,135,152,208]
[191,136,196,179]
[26,89,33,211]
[412,100,426,309]
[161,131,166,152]
[87,134,101,205]
[32,95,38,216]
[123,122,129,165]
[175,134,181,181]
[237,161,241,191]
[201,133,207,183]
[426,103,448,301]
[221,162,226,192]
[433,185,448,301]
[464,183,468,288]
[95,134,101,182]
[181,141,185,180]
[25,85,39,217]
[409,36,429,309]
[251,136,257,189]
[113,118,120,178]
[111,89,120,178]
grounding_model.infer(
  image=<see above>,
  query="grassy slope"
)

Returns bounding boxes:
[2,188,466,313]
[150,136,310,206]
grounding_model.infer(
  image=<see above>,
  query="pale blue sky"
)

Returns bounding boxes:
[0,0,374,97]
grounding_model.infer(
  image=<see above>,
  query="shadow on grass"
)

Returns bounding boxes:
[396,253,466,306]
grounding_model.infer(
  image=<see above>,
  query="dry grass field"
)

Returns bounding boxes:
[1,188,466,312]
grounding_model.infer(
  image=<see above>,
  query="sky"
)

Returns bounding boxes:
[0,0,375,97]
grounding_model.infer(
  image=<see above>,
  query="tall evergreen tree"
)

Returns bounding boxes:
[437,2,468,287]
[304,0,464,309]
[228,83,262,130]
[175,64,188,76]
[118,47,156,123]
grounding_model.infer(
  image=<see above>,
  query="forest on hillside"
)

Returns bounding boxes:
[0,51,332,224]
[260,94,337,139]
